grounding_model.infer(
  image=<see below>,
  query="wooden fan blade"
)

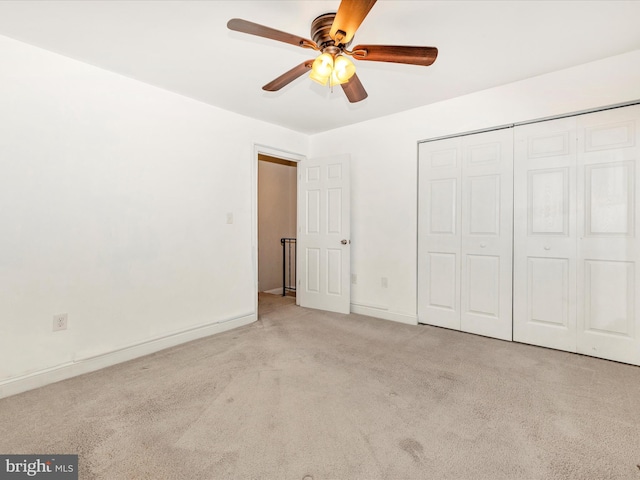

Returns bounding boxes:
[351,44,438,66]
[227,18,317,50]
[341,74,368,103]
[330,0,377,45]
[263,60,314,91]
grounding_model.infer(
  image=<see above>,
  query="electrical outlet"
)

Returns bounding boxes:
[226,212,234,224]
[351,274,357,285]
[53,313,68,332]
[381,277,388,288]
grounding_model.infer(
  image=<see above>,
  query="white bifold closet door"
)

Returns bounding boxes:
[513,116,579,351]
[514,104,640,366]
[418,129,513,341]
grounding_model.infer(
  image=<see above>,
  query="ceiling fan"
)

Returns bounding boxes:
[227,0,438,103]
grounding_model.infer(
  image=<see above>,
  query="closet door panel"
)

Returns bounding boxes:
[513,117,578,351]
[465,254,500,317]
[427,252,458,312]
[527,257,570,328]
[460,129,513,340]
[418,138,462,329]
[576,105,640,365]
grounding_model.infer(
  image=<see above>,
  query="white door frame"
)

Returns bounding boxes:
[252,144,306,314]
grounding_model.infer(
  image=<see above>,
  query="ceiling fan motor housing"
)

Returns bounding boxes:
[311,13,351,51]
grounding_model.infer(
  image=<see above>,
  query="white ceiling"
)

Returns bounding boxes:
[1,1,639,134]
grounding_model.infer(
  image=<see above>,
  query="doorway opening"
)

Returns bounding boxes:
[257,154,298,308]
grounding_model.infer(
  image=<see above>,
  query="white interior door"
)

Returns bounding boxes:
[575,105,640,365]
[297,154,351,314]
[418,137,462,329]
[513,117,578,352]
[460,129,514,341]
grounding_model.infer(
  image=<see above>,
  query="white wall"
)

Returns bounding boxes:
[0,35,307,396]
[309,49,640,324]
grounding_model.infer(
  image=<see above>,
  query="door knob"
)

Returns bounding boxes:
[544,245,551,250]
[480,243,487,248]
[341,239,350,245]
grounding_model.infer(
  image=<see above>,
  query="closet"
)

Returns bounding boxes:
[418,103,640,366]
[513,105,640,365]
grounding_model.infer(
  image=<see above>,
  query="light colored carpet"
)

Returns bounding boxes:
[1,293,640,479]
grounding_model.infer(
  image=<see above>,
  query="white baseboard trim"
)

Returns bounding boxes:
[263,287,284,295]
[350,304,418,326]
[0,313,256,400]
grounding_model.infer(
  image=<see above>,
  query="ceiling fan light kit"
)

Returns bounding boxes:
[309,52,334,85]
[331,55,356,85]
[227,0,438,103]
[309,52,356,87]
